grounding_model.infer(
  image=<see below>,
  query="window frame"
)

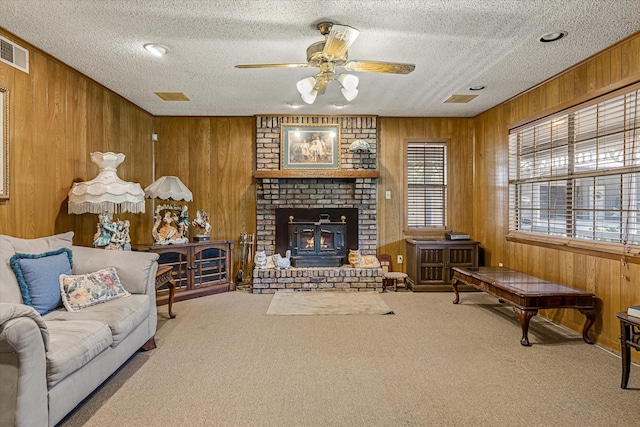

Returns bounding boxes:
[507,82,640,260]
[404,139,448,233]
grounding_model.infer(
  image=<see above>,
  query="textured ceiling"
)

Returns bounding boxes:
[1,0,639,117]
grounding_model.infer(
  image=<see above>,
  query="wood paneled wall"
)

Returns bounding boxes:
[474,32,640,353]
[0,29,154,246]
[377,117,475,260]
[152,117,256,261]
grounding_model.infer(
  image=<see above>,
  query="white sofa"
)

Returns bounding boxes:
[0,232,159,427]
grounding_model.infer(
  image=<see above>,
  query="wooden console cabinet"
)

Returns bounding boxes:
[134,241,234,303]
[405,239,479,291]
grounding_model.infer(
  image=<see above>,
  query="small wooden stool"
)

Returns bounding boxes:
[379,254,408,292]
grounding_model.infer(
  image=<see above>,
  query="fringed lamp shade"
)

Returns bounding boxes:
[68,152,145,214]
[144,176,193,201]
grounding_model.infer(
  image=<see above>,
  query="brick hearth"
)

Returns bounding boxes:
[252,115,382,293]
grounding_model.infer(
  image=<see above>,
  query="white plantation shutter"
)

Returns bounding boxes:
[407,142,447,228]
[509,87,640,245]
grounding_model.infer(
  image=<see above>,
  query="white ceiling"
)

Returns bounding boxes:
[1,0,639,117]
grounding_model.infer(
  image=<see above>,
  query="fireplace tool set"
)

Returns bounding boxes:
[236,233,254,287]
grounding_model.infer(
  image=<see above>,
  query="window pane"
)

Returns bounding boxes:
[407,142,447,228]
[509,87,640,245]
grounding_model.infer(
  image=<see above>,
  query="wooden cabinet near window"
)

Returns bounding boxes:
[134,241,234,304]
[405,239,479,291]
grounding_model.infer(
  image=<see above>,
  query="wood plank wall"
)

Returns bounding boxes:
[377,117,475,260]
[0,29,154,246]
[152,117,256,266]
[474,32,640,354]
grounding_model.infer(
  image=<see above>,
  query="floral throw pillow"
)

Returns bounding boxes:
[59,267,131,312]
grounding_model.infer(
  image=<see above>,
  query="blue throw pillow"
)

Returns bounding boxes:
[10,248,73,315]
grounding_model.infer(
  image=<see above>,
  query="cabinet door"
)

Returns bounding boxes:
[192,244,229,288]
[444,245,477,284]
[418,247,446,285]
[155,247,190,292]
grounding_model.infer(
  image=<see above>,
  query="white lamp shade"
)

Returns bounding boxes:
[296,76,316,95]
[338,74,359,91]
[68,152,145,214]
[144,176,193,201]
[300,89,318,104]
[341,87,358,102]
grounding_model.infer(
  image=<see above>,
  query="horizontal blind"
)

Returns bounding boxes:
[407,142,447,228]
[509,88,640,245]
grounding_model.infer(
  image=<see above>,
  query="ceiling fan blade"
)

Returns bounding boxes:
[235,63,310,69]
[343,60,415,74]
[322,24,359,58]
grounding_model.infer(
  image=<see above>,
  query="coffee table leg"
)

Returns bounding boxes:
[451,277,460,304]
[620,321,631,389]
[579,308,595,344]
[514,308,537,346]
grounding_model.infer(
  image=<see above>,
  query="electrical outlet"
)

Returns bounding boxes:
[397,255,403,264]
[498,262,503,267]
[385,190,391,199]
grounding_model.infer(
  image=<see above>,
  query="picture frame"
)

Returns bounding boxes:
[281,124,340,170]
[0,86,8,200]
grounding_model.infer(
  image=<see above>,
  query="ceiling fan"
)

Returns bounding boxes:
[235,22,415,104]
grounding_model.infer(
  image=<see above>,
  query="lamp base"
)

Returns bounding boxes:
[93,213,132,251]
[193,235,210,242]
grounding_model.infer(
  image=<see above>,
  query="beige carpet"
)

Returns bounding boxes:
[266,291,394,315]
[59,291,640,427]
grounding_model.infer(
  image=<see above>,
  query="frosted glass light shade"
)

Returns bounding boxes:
[68,152,145,214]
[297,76,318,104]
[144,176,193,201]
[338,74,359,91]
[341,87,358,101]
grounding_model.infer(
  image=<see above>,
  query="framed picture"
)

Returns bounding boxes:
[0,86,8,200]
[281,124,340,170]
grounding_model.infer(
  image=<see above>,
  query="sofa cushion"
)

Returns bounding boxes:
[44,294,150,347]
[9,248,73,315]
[0,232,74,305]
[44,319,112,387]
[59,267,130,312]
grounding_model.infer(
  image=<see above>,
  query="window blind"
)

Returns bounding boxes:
[407,142,447,228]
[509,88,640,246]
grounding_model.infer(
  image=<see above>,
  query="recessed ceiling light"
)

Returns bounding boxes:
[539,31,567,43]
[144,43,168,57]
[287,102,302,109]
[332,103,347,109]
[469,85,485,91]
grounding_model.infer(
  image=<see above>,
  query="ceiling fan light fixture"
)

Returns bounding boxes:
[338,73,359,91]
[297,76,318,104]
[341,87,358,102]
[143,43,168,57]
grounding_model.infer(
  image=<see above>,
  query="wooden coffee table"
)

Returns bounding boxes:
[451,266,596,346]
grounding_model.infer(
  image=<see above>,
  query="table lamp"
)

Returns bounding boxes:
[68,152,145,250]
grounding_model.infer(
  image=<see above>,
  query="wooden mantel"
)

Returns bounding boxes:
[255,170,380,179]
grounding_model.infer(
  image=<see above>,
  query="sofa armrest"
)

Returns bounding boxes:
[0,303,49,427]
[71,246,159,295]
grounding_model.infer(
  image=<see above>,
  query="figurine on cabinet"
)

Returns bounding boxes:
[151,203,189,245]
[192,209,211,242]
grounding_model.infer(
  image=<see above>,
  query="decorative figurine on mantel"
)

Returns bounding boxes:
[192,209,212,242]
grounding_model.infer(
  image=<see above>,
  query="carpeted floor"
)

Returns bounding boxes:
[60,290,639,426]
[266,291,394,315]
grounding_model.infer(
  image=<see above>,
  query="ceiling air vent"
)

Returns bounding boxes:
[0,36,29,73]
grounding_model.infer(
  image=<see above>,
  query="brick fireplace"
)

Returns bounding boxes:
[252,115,382,293]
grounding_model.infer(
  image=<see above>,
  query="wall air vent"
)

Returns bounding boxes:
[0,36,29,73]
